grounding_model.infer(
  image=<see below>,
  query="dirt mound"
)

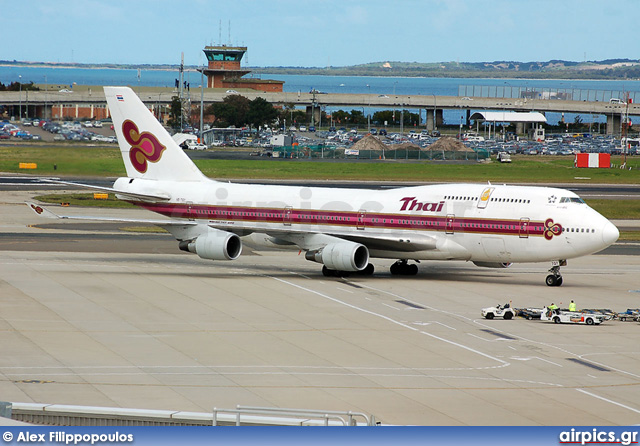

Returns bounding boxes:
[427,137,473,152]
[351,134,387,152]
[389,142,422,151]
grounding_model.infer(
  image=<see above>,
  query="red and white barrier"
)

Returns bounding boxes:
[575,153,611,168]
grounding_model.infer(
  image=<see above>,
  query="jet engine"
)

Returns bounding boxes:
[305,242,369,272]
[472,262,513,268]
[179,228,242,261]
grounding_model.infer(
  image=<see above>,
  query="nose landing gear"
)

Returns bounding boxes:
[545,260,566,287]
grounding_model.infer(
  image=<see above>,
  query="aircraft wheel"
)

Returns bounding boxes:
[545,275,557,287]
[407,264,419,276]
[556,276,563,286]
[390,263,401,275]
[360,263,375,276]
[322,266,334,277]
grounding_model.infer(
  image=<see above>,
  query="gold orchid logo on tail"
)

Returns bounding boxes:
[123,120,166,173]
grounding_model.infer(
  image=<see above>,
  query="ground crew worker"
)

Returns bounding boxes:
[549,302,558,315]
[568,300,576,312]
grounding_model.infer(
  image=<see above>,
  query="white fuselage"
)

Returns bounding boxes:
[114,177,619,264]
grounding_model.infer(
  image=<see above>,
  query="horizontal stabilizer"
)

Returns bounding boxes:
[40,178,171,201]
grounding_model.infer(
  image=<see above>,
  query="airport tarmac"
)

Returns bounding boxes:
[1,191,640,425]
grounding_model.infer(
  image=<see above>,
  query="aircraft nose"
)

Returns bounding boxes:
[601,221,619,246]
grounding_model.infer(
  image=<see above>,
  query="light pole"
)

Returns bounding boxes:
[44,75,48,120]
[18,75,22,121]
[200,67,204,143]
[432,93,437,132]
[393,81,398,124]
[366,84,371,132]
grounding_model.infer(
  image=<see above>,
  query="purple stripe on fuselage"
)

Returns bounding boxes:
[134,202,547,237]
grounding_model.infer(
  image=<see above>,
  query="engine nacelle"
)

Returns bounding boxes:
[473,261,513,269]
[179,228,242,261]
[305,242,369,271]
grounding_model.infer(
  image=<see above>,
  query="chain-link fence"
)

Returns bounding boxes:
[272,145,490,161]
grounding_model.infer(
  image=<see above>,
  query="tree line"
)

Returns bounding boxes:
[168,94,422,130]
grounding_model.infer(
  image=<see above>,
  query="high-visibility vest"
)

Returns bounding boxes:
[569,303,576,311]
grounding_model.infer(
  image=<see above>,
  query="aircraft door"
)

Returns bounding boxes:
[283,206,292,226]
[187,201,194,221]
[446,214,455,234]
[477,187,494,209]
[519,217,530,238]
[357,210,366,230]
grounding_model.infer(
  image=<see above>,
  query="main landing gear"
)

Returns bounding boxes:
[545,260,566,287]
[390,260,419,276]
[322,263,375,277]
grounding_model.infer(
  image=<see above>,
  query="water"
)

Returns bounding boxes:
[3,65,640,124]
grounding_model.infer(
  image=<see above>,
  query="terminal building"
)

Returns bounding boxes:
[201,45,284,92]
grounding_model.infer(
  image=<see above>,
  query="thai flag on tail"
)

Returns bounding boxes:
[116,95,124,102]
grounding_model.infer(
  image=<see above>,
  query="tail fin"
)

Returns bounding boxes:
[104,86,206,182]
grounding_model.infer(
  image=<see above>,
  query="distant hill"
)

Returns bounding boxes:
[3,58,640,80]
[254,59,640,79]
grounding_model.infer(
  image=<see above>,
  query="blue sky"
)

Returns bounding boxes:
[5,0,638,67]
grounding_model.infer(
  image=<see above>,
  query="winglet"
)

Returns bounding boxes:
[25,202,63,219]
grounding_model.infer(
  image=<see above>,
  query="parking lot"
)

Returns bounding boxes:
[1,119,117,143]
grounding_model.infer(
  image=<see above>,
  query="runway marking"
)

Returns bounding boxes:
[335,287,354,294]
[577,389,640,415]
[411,321,456,330]
[510,357,562,367]
[0,366,561,387]
[380,302,400,311]
[287,271,312,280]
[271,276,509,368]
[468,333,511,342]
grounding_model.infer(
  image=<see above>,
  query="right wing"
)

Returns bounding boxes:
[25,201,192,227]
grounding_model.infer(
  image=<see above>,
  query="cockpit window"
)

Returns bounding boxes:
[559,197,585,204]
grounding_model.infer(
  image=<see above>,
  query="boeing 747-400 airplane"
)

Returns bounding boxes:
[27,87,619,286]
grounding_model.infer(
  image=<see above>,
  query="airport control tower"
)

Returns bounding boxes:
[201,45,283,92]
